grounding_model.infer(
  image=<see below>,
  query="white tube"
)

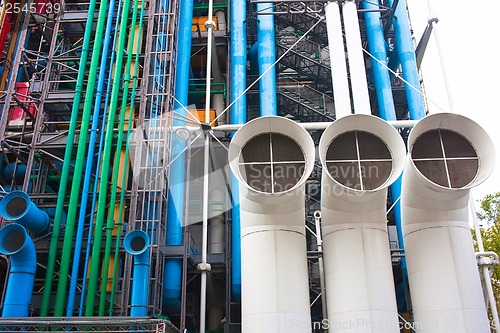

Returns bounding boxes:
[325,2,352,118]
[342,0,371,115]
[402,113,495,332]
[319,114,406,332]
[209,187,225,254]
[229,116,315,333]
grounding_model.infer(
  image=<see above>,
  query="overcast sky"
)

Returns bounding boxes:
[406,0,500,203]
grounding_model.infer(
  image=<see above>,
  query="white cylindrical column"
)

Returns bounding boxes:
[209,187,225,254]
[325,1,352,118]
[342,0,371,115]
[229,116,315,333]
[402,113,495,332]
[319,114,406,332]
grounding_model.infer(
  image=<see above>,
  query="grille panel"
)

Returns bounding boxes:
[238,133,306,193]
[325,131,393,190]
[411,129,479,188]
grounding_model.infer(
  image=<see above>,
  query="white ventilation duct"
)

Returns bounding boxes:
[319,114,406,331]
[229,116,315,332]
[342,0,371,115]
[402,113,495,332]
[325,1,351,118]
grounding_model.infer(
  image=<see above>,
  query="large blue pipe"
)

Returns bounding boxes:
[66,0,118,316]
[256,3,278,116]
[124,230,151,316]
[1,162,27,183]
[0,190,49,235]
[387,0,426,120]
[362,1,396,121]
[387,0,426,311]
[0,223,36,317]
[163,0,193,311]
[229,0,247,300]
[363,1,409,311]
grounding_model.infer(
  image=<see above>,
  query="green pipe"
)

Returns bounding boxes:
[108,0,146,316]
[53,0,110,316]
[84,0,134,316]
[39,0,97,316]
[98,0,143,314]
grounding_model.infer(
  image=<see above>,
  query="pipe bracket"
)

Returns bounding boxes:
[197,262,212,272]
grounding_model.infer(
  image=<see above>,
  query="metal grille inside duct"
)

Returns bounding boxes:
[324,131,393,190]
[238,133,306,193]
[411,129,479,188]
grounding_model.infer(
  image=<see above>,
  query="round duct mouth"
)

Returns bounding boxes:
[319,114,406,192]
[324,130,393,190]
[411,129,478,188]
[124,230,150,255]
[408,113,495,190]
[229,116,315,195]
[0,223,27,255]
[0,191,29,220]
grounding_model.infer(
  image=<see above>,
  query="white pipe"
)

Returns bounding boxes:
[212,119,418,132]
[319,114,406,332]
[200,0,216,330]
[402,113,495,332]
[470,198,500,332]
[342,0,371,115]
[229,116,315,332]
[325,2,352,118]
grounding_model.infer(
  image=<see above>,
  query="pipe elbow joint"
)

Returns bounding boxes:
[0,191,50,236]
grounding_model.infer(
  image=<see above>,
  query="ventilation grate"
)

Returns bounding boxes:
[411,129,479,188]
[238,133,306,193]
[324,131,393,190]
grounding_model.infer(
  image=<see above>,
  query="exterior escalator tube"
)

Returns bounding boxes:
[229,116,315,332]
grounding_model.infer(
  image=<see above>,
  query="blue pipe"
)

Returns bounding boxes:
[248,43,259,76]
[0,223,36,317]
[256,3,277,116]
[1,162,27,183]
[65,0,118,316]
[362,1,396,121]
[124,230,151,316]
[229,0,247,301]
[0,190,49,235]
[387,0,426,312]
[78,0,122,315]
[163,0,193,311]
[387,0,426,120]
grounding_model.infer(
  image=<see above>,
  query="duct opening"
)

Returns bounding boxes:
[238,133,306,193]
[6,197,27,218]
[130,236,146,252]
[2,228,25,253]
[411,129,479,188]
[324,130,393,190]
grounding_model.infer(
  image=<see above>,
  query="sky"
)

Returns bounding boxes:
[405,0,500,205]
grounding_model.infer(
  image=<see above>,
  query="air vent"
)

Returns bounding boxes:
[324,131,393,190]
[238,133,306,193]
[411,129,478,188]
